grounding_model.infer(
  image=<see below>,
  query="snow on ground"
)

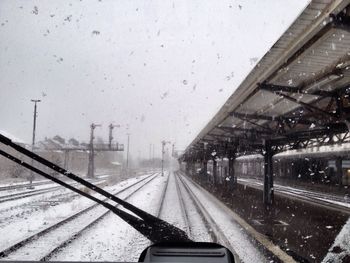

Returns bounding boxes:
[1,171,282,262]
[158,172,186,230]
[174,174,212,242]
[50,174,166,262]
[181,175,268,263]
[0,179,50,189]
[0,174,152,253]
[0,182,59,198]
[3,174,156,261]
[322,218,350,262]
[0,130,24,143]
[0,178,107,227]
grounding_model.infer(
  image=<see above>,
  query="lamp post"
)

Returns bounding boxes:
[126,133,130,176]
[29,99,41,188]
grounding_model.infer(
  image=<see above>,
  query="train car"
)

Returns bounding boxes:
[235,144,350,186]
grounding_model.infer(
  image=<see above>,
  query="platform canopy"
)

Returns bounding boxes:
[181,0,350,162]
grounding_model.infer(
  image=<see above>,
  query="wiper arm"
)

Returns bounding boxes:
[0,133,191,243]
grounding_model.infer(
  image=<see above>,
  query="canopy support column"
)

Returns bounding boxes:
[213,159,217,186]
[228,156,235,189]
[185,162,190,174]
[202,160,208,178]
[336,157,343,186]
[191,161,196,176]
[263,141,274,205]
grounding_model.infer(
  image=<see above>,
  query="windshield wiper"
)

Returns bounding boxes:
[0,133,191,243]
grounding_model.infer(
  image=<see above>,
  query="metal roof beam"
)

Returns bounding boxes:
[332,13,350,33]
[272,123,348,144]
[231,111,273,121]
[231,111,312,125]
[259,83,334,97]
[217,126,272,135]
[274,91,336,119]
[231,112,275,132]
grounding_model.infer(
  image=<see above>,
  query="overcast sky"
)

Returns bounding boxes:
[0,0,309,159]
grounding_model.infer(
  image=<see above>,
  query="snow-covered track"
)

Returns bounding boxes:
[0,173,158,261]
[0,178,104,204]
[173,172,191,237]
[156,172,170,217]
[0,185,63,203]
[0,181,52,191]
[175,171,232,249]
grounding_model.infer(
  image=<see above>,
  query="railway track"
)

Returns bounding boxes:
[0,173,159,261]
[174,171,232,249]
[156,171,170,217]
[0,185,62,203]
[237,178,350,214]
[0,179,108,227]
[0,180,52,191]
[173,172,191,237]
[0,178,105,204]
[0,174,110,192]
[175,172,286,263]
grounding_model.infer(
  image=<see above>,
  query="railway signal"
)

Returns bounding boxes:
[87,123,102,178]
[108,123,120,150]
[161,140,171,176]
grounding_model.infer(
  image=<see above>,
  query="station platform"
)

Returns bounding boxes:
[185,173,350,262]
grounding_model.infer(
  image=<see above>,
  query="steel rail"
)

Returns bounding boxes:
[0,134,191,243]
[0,173,157,259]
[41,173,160,261]
[175,171,232,248]
[173,172,192,238]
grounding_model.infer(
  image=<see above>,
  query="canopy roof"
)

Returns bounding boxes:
[182,0,350,161]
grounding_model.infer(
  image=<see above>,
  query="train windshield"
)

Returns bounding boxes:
[1,0,350,262]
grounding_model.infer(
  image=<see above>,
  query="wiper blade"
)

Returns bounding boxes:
[0,133,191,243]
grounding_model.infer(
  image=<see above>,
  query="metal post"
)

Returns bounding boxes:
[263,141,274,205]
[203,160,207,177]
[109,124,113,150]
[190,161,195,176]
[152,144,155,171]
[149,144,152,170]
[212,159,217,185]
[228,156,235,189]
[161,141,165,176]
[29,99,41,188]
[336,157,343,186]
[64,150,69,170]
[126,133,130,176]
[161,140,171,176]
[220,157,224,184]
[185,162,189,174]
[109,124,120,150]
[87,123,101,178]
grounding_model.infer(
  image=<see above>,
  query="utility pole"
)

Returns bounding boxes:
[161,140,171,176]
[152,144,155,171]
[29,99,41,188]
[149,144,152,170]
[126,133,130,176]
[108,123,120,149]
[87,123,101,178]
